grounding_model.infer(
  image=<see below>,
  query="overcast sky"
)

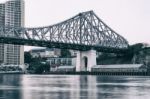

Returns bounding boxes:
[0,0,150,51]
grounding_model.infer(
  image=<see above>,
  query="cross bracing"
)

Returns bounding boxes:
[0,11,129,53]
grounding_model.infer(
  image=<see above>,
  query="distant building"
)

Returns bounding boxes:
[46,57,76,72]
[46,57,73,65]
[29,48,61,58]
[57,66,75,72]
[0,0,24,65]
[92,64,147,72]
[69,50,77,57]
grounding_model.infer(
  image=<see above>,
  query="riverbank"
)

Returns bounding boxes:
[1,71,149,76]
[0,71,24,74]
[42,71,149,76]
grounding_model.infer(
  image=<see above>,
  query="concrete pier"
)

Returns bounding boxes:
[76,50,96,72]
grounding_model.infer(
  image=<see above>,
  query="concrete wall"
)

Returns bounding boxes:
[76,50,96,72]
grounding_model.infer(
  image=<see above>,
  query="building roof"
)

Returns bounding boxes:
[92,64,143,69]
[57,66,75,69]
[30,48,54,53]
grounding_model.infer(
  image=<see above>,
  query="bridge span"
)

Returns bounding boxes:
[0,11,129,71]
[0,11,128,53]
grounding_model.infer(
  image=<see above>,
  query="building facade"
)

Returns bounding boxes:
[30,48,61,58]
[92,64,147,73]
[0,0,24,65]
[0,4,5,64]
[46,57,76,72]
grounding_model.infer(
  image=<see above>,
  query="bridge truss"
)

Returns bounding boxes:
[0,11,129,53]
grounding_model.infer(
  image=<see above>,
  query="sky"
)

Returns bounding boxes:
[0,0,150,51]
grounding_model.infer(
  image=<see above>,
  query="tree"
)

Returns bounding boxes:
[24,52,32,63]
[28,61,49,74]
[25,51,50,74]
[129,43,144,54]
[60,49,71,57]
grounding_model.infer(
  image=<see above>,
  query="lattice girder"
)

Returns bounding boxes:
[0,11,129,53]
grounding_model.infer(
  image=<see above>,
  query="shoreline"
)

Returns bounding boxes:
[43,71,149,76]
[0,71,24,74]
[1,71,149,76]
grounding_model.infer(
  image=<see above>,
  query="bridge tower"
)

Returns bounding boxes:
[76,50,96,72]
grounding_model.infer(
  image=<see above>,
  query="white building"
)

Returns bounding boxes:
[30,48,61,58]
[0,0,24,65]
[46,57,76,72]
[92,64,147,72]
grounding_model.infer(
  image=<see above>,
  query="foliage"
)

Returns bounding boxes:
[24,52,32,63]
[129,43,144,54]
[28,62,50,74]
[97,52,133,65]
[60,49,71,58]
[24,52,50,74]
[97,43,149,65]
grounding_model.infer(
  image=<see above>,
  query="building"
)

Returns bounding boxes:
[57,66,75,72]
[0,0,24,65]
[69,50,77,57]
[92,64,147,73]
[47,57,72,66]
[29,48,61,58]
[46,57,76,72]
[0,4,5,26]
[0,4,5,64]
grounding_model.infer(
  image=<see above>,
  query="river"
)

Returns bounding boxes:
[0,74,150,99]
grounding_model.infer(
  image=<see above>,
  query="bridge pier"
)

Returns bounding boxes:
[76,50,96,72]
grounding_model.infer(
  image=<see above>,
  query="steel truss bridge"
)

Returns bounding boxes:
[0,11,129,53]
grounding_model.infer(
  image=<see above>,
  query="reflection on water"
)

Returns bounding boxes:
[0,74,21,99]
[0,75,150,99]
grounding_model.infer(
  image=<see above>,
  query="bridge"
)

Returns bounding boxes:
[0,11,128,53]
[0,11,129,71]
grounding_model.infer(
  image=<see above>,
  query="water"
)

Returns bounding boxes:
[0,75,150,99]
